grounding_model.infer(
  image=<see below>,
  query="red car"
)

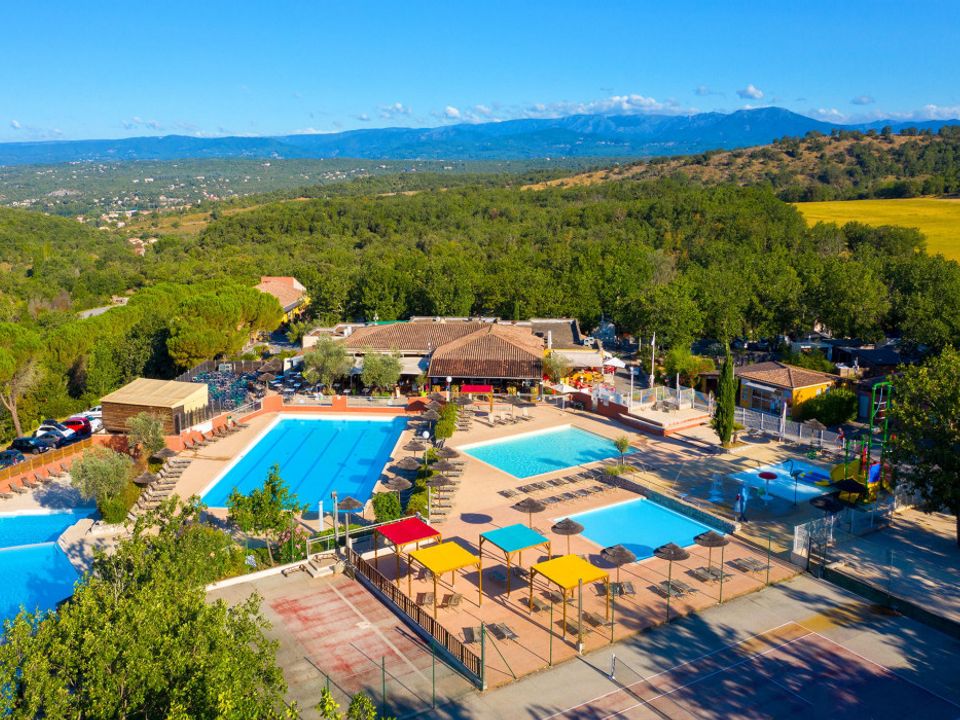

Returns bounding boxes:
[63,416,93,436]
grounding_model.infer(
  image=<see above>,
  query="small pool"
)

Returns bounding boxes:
[0,508,94,620]
[461,425,631,479]
[730,459,831,502]
[570,498,717,560]
[201,416,407,509]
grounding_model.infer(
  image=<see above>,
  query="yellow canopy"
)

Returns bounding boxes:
[409,541,480,576]
[532,554,608,591]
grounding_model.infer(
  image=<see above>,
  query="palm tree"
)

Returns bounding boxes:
[614,435,630,466]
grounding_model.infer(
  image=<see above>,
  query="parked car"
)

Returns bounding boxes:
[63,416,93,437]
[0,449,25,468]
[82,405,102,419]
[34,427,72,447]
[41,419,75,438]
[8,437,50,455]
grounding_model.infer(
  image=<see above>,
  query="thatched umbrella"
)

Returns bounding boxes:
[601,544,636,584]
[394,456,422,472]
[259,372,277,383]
[454,396,473,406]
[436,446,460,459]
[512,497,546,528]
[382,476,412,502]
[403,440,426,454]
[151,447,177,460]
[422,409,440,422]
[429,391,446,402]
[133,471,157,487]
[425,474,454,489]
[693,531,728,571]
[432,459,456,473]
[337,496,364,539]
[551,517,584,555]
[654,542,690,620]
[426,400,442,411]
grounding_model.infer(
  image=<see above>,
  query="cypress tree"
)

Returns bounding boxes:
[713,347,736,447]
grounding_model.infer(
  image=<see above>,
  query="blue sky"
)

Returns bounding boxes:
[3,0,958,141]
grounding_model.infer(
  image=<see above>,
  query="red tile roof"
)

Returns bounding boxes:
[343,321,490,353]
[256,277,307,312]
[736,362,837,390]
[428,324,544,380]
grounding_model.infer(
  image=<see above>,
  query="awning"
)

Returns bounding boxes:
[742,380,779,393]
[408,541,483,618]
[555,350,605,369]
[374,516,442,585]
[480,524,551,595]
[529,554,609,637]
[604,356,626,369]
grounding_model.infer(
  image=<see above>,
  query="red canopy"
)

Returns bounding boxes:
[376,516,441,549]
[460,384,493,393]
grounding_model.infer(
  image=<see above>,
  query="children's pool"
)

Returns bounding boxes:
[201,416,407,509]
[569,498,718,560]
[0,508,94,620]
[461,425,632,479]
[730,459,832,502]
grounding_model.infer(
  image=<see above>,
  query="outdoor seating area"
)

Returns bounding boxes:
[189,368,259,410]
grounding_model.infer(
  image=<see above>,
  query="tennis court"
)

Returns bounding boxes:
[547,621,960,719]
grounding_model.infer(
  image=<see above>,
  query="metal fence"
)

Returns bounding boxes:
[173,358,264,383]
[628,383,711,412]
[735,406,842,448]
[0,437,95,487]
[172,398,262,434]
[347,548,483,686]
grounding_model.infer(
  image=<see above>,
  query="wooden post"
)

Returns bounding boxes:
[562,589,567,638]
[478,557,483,606]
[506,552,512,595]
[433,574,438,619]
[408,557,412,598]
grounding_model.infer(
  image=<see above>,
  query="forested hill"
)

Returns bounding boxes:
[531,126,960,201]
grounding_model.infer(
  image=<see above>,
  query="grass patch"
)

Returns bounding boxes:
[794,198,960,261]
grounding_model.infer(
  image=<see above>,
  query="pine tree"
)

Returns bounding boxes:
[712,348,736,447]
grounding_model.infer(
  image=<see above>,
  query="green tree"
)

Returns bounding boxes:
[0,499,290,718]
[792,388,856,426]
[285,318,313,344]
[127,411,166,458]
[888,348,960,545]
[360,352,402,392]
[433,403,458,443]
[542,352,571,383]
[372,491,402,523]
[614,435,631,465]
[0,322,43,436]
[71,446,135,521]
[302,337,352,391]
[227,465,307,565]
[712,348,736,447]
[664,347,716,387]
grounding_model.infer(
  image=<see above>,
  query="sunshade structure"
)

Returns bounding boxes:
[381,476,412,502]
[133,471,157,487]
[693,531,728,570]
[429,391,446,402]
[408,541,482,618]
[422,409,440,421]
[403,440,426,454]
[512,497,546,528]
[454,396,474,406]
[151,447,178,460]
[426,400,442,410]
[432,460,456,473]
[479,524,551,594]
[259,372,277,383]
[551,517,585,555]
[374,516,442,582]
[654,542,690,620]
[394,456,422,472]
[601,544,636,583]
[529,555,610,638]
[436,446,460,459]
[810,492,844,514]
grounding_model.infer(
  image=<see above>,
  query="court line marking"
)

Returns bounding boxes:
[598,634,814,720]
[541,621,800,720]
[805,629,960,711]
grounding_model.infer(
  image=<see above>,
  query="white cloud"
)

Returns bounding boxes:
[694,85,722,97]
[736,84,764,100]
[515,93,690,120]
[851,95,875,106]
[9,119,21,129]
[444,105,461,120]
[355,113,371,122]
[123,116,162,131]
[290,127,335,135]
[811,107,848,122]
[379,102,411,120]
[473,104,493,117]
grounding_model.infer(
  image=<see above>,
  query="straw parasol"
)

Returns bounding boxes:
[694,531,729,570]
[336,496,365,540]
[601,544,636,583]
[432,459,456,473]
[429,391,446,402]
[151,447,177,460]
[394,456,422,472]
[382,476,412,501]
[454,396,473,406]
[422,409,440,421]
[512,497,546,528]
[551,517,584,555]
[259,372,277,383]
[426,400,442,410]
[654,542,690,619]
[425,474,454,489]
[436,446,460,459]
[133,471,157,487]
[403,440,426,454]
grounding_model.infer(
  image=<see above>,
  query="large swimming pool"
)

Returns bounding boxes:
[569,498,717,560]
[461,425,632,479]
[729,459,831,502]
[0,508,94,619]
[201,416,407,509]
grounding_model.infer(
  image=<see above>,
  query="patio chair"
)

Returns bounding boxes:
[498,489,519,498]
[463,626,481,644]
[621,581,636,596]
[416,592,435,607]
[584,611,611,628]
[690,567,714,583]
[20,477,38,489]
[10,481,27,494]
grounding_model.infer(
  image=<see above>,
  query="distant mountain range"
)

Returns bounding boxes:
[2,108,958,165]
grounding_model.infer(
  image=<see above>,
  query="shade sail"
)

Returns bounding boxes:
[409,541,480,576]
[481,524,549,555]
[376,517,440,548]
[531,554,608,591]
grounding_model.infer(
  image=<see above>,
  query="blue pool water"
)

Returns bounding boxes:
[730,459,831,502]
[202,416,407,508]
[0,508,94,620]
[462,426,632,479]
[0,543,80,619]
[570,498,716,560]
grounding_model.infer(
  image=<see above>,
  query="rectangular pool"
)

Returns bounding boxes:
[729,459,832,502]
[461,425,632,479]
[570,498,717,560]
[201,415,407,509]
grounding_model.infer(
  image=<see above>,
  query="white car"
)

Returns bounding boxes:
[83,405,102,419]
[37,422,75,438]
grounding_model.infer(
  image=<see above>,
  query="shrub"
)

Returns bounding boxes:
[433,403,458,442]
[126,411,166,458]
[98,480,142,524]
[793,388,857,426]
[372,491,402,523]
[71,446,135,520]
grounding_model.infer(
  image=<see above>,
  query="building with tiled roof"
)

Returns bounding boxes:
[255,276,309,321]
[735,361,838,414]
[427,324,544,380]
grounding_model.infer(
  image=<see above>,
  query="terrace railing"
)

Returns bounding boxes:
[734,406,841,448]
[346,547,484,687]
[0,437,94,487]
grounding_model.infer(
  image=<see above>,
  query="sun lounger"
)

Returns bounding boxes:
[560,492,578,502]
[546,590,573,604]
[564,618,583,635]
[731,557,766,572]
[416,592,435,607]
[526,595,549,612]
[0,491,12,500]
[690,567,714,583]
[541,495,561,505]
[621,581,636,596]
[546,478,564,487]
[584,611,610,628]
[35,473,52,485]
[498,489,519,498]
[671,579,697,596]
[10,481,27,494]
[487,567,508,585]
[489,623,518,641]
[463,626,481,644]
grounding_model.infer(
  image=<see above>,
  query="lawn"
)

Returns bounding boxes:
[794,198,960,261]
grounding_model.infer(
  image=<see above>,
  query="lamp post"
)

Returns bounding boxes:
[331,491,339,550]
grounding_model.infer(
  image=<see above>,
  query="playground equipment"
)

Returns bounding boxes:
[831,379,894,501]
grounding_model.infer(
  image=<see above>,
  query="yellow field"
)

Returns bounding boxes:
[795,198,960,261]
